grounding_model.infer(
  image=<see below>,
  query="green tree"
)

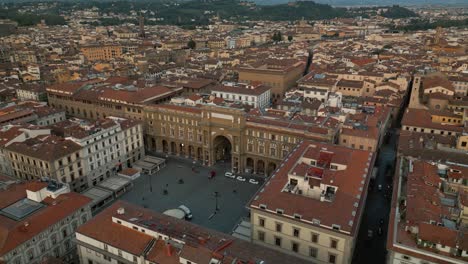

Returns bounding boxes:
[187,39,196,49]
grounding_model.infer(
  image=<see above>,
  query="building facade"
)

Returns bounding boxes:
[46,77,178,122]
[75,200,308,264]
[238,60,305,101]
[144,103,338,175]
[250,141,375,263]
[211,83,271,109]
[5,135,87,192]
[0,180,92,264]
[55,117,145,187]
[80,45,123,62]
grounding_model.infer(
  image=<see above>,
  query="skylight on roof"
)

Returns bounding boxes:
[0,198,44,221]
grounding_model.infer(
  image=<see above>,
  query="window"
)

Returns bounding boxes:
[311,233,319,243]
[88,260,93,264]
[118,250,122,257]
[259,217,265,227]
[293,227,300,238]
[103,255,111,261]
[275,223,282,232]
[330,239,338,249]
[53,247,59,258]
[291,242,299,253]
[39,242,46,253]
[329,253,336,264]
[274,236,282,247]
[258,231,265,241]
[402,255,410,260]
[309,247,318,258]
[27,250,34,260]
[133,255,138,262]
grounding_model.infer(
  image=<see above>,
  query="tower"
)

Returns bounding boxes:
[434,26,443,45]
[139,12,145,38]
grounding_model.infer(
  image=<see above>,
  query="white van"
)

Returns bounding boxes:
[178,205,193,220]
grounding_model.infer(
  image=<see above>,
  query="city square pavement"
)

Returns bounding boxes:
[119,156,263,234]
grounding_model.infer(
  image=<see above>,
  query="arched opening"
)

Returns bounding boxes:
[179,143,185,156]
[213,135,232,163]
[267,162,277,176]
[188,145,194,158]
[197,147,202,160]
[162,140,168,153]
[151,138,156,151]
[246,157,254,173]
[170,142,176,154]
[257,160,265,175]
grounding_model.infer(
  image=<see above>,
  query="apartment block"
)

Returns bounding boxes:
[75,200,309,264]
[387,159,468,264]
[211,83,271,109]
[250,141,375,263]
[0,178,92,264]
[5,135,87,192]
[80,44,123,62]
[51,117,145,187]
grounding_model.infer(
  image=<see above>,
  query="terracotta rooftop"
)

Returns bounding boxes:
[77,201,309,264]
[5,135,82,162]
[0,182,91,255]
[211,84,270,96]
[250,141,374,236]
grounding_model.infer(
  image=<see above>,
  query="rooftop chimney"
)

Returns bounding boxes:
[165,242,173,256]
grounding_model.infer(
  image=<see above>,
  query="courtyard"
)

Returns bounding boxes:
[119,156,263,233]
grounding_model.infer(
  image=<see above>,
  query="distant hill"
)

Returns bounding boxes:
[253,0,468,6]
[0,0,420,27]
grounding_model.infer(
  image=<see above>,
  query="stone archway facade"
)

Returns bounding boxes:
[144,104,307,176]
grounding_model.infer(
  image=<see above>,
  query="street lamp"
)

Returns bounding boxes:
[214,191,219,212]
[148,172,153,193]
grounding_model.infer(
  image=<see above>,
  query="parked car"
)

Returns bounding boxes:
[224,172,235,179]
[236,176,246,182]
[249,179,259,184]
[178,205,193,220]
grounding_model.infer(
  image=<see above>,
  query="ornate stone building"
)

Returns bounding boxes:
[144,103,339,176]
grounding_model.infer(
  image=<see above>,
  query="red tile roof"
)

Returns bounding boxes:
[77,201,309,264]
[0,184,91,255]
[250,141,374,235]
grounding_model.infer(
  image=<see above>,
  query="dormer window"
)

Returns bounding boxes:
[310,160,316,166]
[276,209,284,215]
[330,165,338,170]
[332,224,341,231]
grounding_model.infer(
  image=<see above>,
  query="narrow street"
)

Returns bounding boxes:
[352,128,399,264]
